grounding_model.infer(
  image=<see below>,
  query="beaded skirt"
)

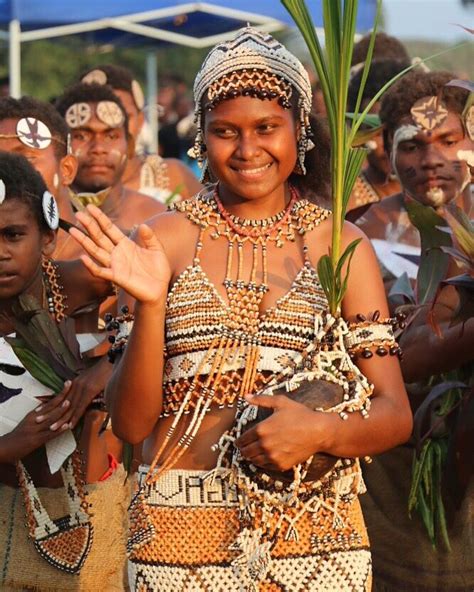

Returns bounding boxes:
[128,466,372,592]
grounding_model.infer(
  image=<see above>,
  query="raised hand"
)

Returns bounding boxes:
[70,205,172,304]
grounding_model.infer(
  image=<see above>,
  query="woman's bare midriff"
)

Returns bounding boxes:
[142,404,240,469]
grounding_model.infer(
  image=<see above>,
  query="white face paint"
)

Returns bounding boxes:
[457,149,474,169]
[52,173,59,190]
[426,187,445,208]
[365,140,377,152]
[391,124,420,176]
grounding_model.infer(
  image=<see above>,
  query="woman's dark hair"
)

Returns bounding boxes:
[55,82,129,138]
[0,150,50,232]
[291,112,331,206]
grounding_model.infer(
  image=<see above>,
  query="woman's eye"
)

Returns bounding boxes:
[5,231,22,240]
[258,124,276,133]
[214,128,235,137]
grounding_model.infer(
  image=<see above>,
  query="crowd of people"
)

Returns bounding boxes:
[0,23,472,592]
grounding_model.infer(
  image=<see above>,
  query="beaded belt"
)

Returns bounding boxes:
[137,466,238,508]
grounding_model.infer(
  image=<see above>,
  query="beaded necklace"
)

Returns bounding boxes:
[14,261,93,574]
[41,258,67,321]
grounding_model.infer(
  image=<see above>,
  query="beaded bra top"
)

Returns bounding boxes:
[161,189,331,418]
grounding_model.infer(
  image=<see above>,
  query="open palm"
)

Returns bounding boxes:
[70,205,171,304]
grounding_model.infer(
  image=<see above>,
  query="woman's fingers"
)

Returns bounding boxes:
[79,255,114,282]
[69,227,112,267]
[85,205,126,245]
[74,211,116,252]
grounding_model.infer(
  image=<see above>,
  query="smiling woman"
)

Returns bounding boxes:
[69,27,412,592]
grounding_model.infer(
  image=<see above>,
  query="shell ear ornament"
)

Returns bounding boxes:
[0,179,5,204]
[42,191,59,230]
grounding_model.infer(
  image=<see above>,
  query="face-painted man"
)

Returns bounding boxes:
[56,83,164,231]
[388,94,472,208]
[78,65,202,202]
[356,70,472,284]
[0,97,80,259]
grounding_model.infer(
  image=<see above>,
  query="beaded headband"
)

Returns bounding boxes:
[191,27,314,178]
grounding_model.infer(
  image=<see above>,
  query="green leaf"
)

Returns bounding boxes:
[409,440,430,513]
[351,0,382,119]
[442,204,474,265]
[346,112,381,128]
[406,199,451,305]
[317,254,335,309]
[351,124,384,148]
[6,340,64,393]
[388,272,416,305]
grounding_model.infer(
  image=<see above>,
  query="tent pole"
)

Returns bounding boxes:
[146,51,159,154]
[9,19,21,98]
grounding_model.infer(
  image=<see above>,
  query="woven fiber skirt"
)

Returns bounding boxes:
[0,465,130,591]
[128,466,372,591]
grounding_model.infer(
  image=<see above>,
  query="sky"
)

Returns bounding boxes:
[383,0,473,41]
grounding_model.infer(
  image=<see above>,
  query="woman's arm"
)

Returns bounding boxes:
[69,206,173,444]
[237,223,412,471]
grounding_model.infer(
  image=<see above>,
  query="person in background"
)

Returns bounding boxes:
[55,82,165,231]
[79,65,201,203]
[0,152,128,590]
[357,69,474,592]
[0,96,82,259]
[346,59,409,217]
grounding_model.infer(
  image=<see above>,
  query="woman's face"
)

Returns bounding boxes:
[0,198,55,301]
[204,95,298,205]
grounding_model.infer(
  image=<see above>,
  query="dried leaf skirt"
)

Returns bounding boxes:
[128,466,372,591]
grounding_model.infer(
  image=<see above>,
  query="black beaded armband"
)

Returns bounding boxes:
[344,310,406,361]
[105,305,134,363]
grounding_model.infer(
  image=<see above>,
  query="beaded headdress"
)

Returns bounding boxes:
[191,27,314,178]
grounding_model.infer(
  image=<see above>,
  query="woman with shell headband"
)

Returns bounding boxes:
[70,28,412,591]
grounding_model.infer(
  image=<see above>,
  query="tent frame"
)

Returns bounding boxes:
[7,3,286,97]
[6,2,287,152]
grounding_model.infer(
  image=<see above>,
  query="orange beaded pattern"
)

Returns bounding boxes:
[128,467,371,591]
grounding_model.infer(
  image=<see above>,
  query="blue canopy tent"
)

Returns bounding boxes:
[0,0,377,148]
